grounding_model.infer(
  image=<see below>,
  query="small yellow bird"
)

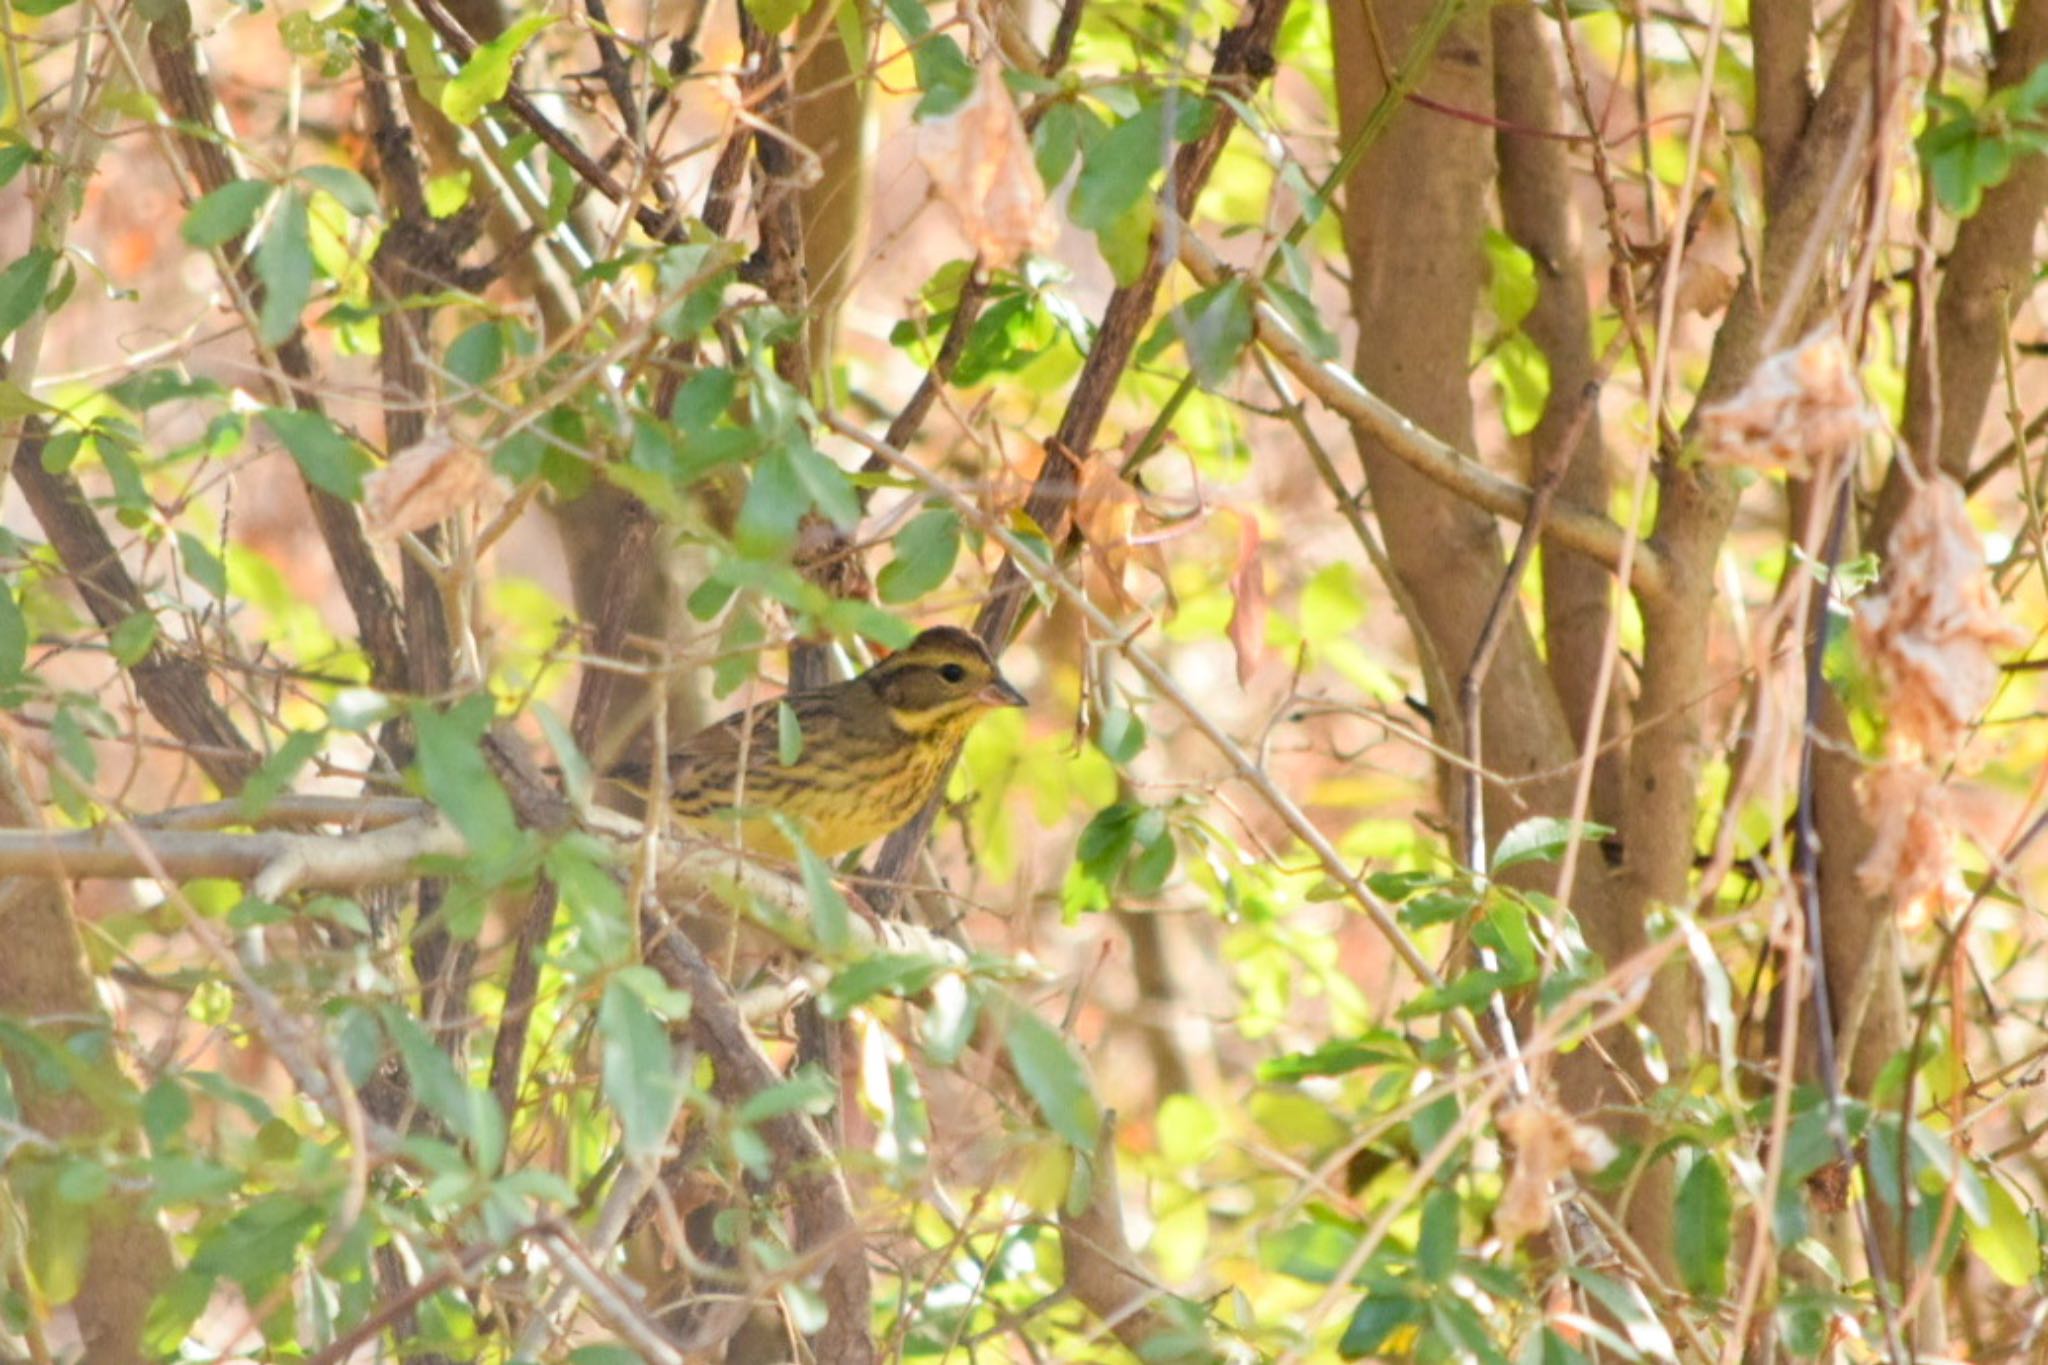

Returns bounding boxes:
[613,626,1027,858]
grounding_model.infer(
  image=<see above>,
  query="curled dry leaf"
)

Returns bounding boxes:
[1855,761,1955,918]
[1696,328,1868,476]
[1854,475,2022,758]
[985,438,1047,529]
[1225,511,1267,687]
[364,433,495,538]
[1073,450,1171,615]
[1494,1101,1616,1246]
[1672,258,1737,319]
[915,60,1058,271]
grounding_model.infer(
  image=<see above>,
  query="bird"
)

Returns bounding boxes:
[609,626,1027,859]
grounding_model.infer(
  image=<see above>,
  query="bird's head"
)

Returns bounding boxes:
[866,626,1027,734]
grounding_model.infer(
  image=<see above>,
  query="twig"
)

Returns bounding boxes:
[868,0,1298,895]
[1176,230,1669,603]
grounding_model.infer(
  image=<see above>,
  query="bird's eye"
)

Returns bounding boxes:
[939,663,967,684]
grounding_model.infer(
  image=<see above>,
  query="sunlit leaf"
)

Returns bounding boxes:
[442,15,556,125]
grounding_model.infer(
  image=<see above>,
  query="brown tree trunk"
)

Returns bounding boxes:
[1332,0,1678,1269]
[0,762,173,1365]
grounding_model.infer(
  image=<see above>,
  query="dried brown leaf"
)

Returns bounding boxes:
[1855,761,1955,915]
[915,60,1058,271]
[1854,475,2022,757]
[1696,329,1868,476]
[364,433,494,539]
[1074,452,1169,614]
[1494,1102,1614,1246]
[1672,258,1737,319]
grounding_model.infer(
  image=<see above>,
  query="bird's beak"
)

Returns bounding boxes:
[979,676,1028,708]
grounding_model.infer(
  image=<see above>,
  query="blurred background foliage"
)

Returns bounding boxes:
[1,0,2047,1361]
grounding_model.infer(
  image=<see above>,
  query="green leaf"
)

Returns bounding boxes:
[0,143,36,191]
[141,1078,192,1148]
[1490,331,1552,437]
[919,974,980,1064]
[1176,278,1253,388]
[442,14,556,125]
[253,189,313,345]
[106,368,226,412]
[1062,800,1139,918]
[180,180,273,247]
[788,443,859,528]
[600,973,685,1157]
[654,243,737,341]
[1483,227,1538,329]
[443,323,504,395]
[735,446,807,554]
[1034,100,1082,188]
[1266,278,1338,360]
[797,841,853,955]
[108,610,157,667]
[20,1167,89,1303]
[672,366,737,433]
[1568,1267,1675,1360]
[1967,1175,2042,1286]
[1339,1295,1422,1359]
[1491,816,1612,872]
[0,379,54,422]
[776,699,805,766]
[1257,1033,1412,1081]
[569,1346,648,1365]
[412,694,520,863]
[295,164,379,216]
[0,579,27,688]
[1097,194,1163,286]
[952,291,1060,386]
[239,729,325,819]
[175,532,227,601]
[904,30,975,118]
[1126,821,1175,895]
[743,0,813,35]
[1674,1153,1731,1297]
[54,1157,111,1204]
[425,170,472,217]
[1097,708,1145,765]
[379,1004,493,1143]
[1416,1185,1460,1280]
[877,507,961,604]
[1302,562,1367,638]
[736,1068,835,1126]
[546,838,631,963]
[820,952,945,1016]
[0,248,57,340]
[1001,1002,1100,1150]
[1071,102,1168,231]
[260,407,371,501]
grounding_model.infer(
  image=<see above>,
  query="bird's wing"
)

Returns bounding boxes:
[662,690,869,801]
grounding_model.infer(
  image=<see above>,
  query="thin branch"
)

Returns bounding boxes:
[639,923,876,1365]
[1176,230,1670,603]
[869,0,1298,891]
[10,422,258,792]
